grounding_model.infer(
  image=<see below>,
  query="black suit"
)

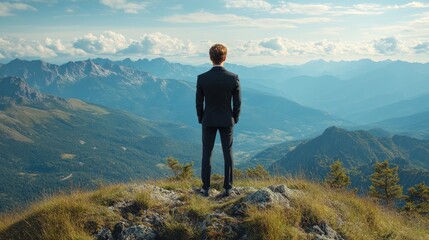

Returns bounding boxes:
[196,66,241,190]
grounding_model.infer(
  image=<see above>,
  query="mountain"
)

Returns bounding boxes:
[258,60,429,122]
[350,93,429,124]
[0,59,347,155]
[0,77,224,212]
[333,61,429,118]
[100,57,206,82]
[0,59,197,127]
[373,111,429,139]
[294,59,391,80]
[275,75,345,111]
[270,126,429,190]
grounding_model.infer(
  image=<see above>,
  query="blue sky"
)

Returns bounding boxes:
[1,0,429,65]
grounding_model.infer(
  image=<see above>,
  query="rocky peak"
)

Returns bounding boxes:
[0,77,43,102]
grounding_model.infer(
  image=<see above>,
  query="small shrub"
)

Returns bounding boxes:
[245,165,269,179]
[325,160,351,189]
[166,157,194,181]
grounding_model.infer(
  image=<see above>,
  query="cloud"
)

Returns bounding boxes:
[0,37,56,59]
[389,1,429,9]
[162,11,248,24]
[99,0,146,14]
[236,37,394,58]
[373,37,407,54]
[72,31,129,54]
[0,2,36,16]
[162,11,330,29]
[225,0,271,10]
[259,37,287,51]
[0,32,426,63]
[45,38,66,52]
[271,2,331,15]
[119,32,194,56]
[413,41,429,53]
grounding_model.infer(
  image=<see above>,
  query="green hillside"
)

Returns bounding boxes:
[269,127,429,190]
[0,77,215,212]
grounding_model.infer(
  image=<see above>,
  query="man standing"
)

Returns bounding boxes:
[196,44,241,197]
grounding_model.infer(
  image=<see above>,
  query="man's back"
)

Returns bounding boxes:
[196,66,241,127]
[196,43,241,197]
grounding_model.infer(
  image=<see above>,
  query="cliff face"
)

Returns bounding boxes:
[0,178,427,240]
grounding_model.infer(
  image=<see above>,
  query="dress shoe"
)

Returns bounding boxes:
[222,188,231,197]
[203,189,210,197]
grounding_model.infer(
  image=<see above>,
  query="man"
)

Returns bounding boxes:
[196,44,241,197]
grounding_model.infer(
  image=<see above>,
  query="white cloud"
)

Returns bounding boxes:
[162,11,330,29]
[100,0,146,14]
[0,2,36,16]
[235,36,414,58]
[271,2,331,15]
[225,0,271,10]
[388,1,429,9]
[162,11,248,23]
[413,41,429,53]
[0,32,426,64]
[373,37,407,54]
[119,32,195,56]
[73,31,129,54]
[0,37,56,59]
[45,38,66,52]
[259,37,287,51]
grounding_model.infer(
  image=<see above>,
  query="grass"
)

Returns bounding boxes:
[1,177,428,240]
[0,191,119,240]
[244,205,301,240]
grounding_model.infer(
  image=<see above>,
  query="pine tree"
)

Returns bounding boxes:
[369,160,403,206]
[404,182,429,215]
[325,160,351,189]
[166,157,194,180]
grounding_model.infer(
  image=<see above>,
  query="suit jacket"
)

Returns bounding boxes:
[196,66,241,127]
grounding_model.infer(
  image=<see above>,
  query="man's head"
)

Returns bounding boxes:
[209,44,227,65]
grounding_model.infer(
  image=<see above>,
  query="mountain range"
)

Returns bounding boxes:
[94,58,429,137]
[0,59,346,156]
[269,127,429,190]
[0,76,224,212]
[1,57,429,212]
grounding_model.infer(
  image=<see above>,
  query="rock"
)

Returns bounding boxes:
[309,221,344,240]
[112,222,127,240]
[268,184,301,199]
[121,225,156,240]
[141,210,165,227]
[242,187,290,208]
[230,187,257,195]
[230,186,291,216]
[201,212,239,240]
[96,227,113,240]
[143,185,183,207]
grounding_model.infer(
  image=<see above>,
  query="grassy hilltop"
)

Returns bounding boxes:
[1,176,428,240]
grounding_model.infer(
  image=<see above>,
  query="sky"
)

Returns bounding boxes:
[1,0,429,65]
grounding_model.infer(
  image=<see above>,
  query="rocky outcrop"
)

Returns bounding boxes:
[94,183,342,240]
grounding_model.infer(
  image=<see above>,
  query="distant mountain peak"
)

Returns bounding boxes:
[0,77,43,103]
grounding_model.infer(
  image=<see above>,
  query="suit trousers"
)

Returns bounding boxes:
[201,125,234,190]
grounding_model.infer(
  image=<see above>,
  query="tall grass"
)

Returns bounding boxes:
[1,177,428,240]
